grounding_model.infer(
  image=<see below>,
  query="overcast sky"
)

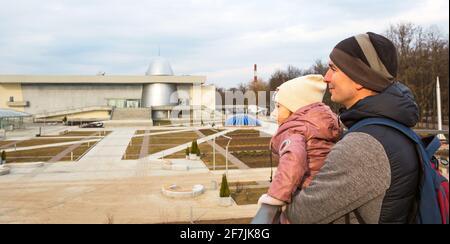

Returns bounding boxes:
[0,0,448,88]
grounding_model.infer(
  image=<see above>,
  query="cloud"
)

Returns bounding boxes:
[0,0,448,88]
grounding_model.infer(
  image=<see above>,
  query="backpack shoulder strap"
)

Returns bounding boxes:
[422,136,441,159]
[348,118,446,224]
[347,118,440,159]
[348,118,421,144]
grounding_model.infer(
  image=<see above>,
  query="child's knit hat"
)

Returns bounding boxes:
[275,74,327,113]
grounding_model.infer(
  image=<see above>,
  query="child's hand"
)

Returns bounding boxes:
[258,194,286,206]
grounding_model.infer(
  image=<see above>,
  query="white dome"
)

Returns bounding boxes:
[145,57,174,76]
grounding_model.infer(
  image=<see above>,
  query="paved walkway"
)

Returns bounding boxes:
[0,126,279,223]
[139,130,150,159]
[48,143,83,162]
[0,126,278,224]
[78,129,135,162]
[48,132,101,163]
[0,167,273,223]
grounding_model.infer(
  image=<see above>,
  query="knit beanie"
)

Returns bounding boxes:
[329,32,398,92]
[275,74,326,113]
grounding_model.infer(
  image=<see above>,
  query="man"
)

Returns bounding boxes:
[285,32,420,224]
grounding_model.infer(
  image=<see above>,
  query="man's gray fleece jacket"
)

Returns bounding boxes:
[285,82,420,224]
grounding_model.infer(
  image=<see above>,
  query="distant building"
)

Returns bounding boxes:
[0,57,216,124]
[0,108,31,131]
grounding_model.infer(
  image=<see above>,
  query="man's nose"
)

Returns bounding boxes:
[324,69,332,83]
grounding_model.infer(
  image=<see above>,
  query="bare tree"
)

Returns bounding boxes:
[386,23,449,128]
[268,65,304,91]
[216,23,448,126]
[237,82,248,94]
[248,78,268,107]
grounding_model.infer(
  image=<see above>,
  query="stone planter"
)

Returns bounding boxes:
[0,166,9,175]
[162,160,173,170]
[161,184,205,198]
[172,164,190,171]
[189,154,199,160]
[218,196,233,207]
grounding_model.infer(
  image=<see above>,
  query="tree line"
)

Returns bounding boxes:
[216,23,449,129]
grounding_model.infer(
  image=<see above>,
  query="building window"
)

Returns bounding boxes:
[126,100,140,108]
[107,99,140,108]
[9,96,14,102]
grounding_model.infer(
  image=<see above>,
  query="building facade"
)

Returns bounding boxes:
[0,58,216,123]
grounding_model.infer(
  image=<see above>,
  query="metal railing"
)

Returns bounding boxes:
[413,129,449,136]
[251,204,282,224]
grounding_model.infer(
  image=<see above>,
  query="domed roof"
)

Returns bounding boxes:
[225,114,262,126]
[145,57,174,76]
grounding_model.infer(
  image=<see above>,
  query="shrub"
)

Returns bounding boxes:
[185,147,190,156]
[190,140,201,156]
[196,144,201,157]
[220,174,230,197]
[1,151,5,161]
[190,141,196,154]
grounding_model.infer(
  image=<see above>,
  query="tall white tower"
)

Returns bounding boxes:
[436,77,446,140]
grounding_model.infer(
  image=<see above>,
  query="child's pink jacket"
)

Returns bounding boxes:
[268,102,341,203]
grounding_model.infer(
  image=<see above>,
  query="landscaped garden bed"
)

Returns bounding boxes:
[122,130,201,160]
[122,132,145,160]
[198,129,225,136]
[0,141,18,148]
[225,181,269,205]
[232,150,278,168]
[214,129,276,168]
[166,141,238,170]
[146,131,200,154]
[1,138,86,148]
[4,142,97,163]
[231,187,269,205]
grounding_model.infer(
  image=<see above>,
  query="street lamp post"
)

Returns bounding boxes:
[222,135,232,175]
[211,129,219,171]
[436,77,446,140]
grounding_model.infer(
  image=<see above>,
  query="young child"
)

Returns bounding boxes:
[258,74,341,223]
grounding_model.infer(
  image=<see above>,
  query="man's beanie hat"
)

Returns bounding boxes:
[330,32,398,92]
